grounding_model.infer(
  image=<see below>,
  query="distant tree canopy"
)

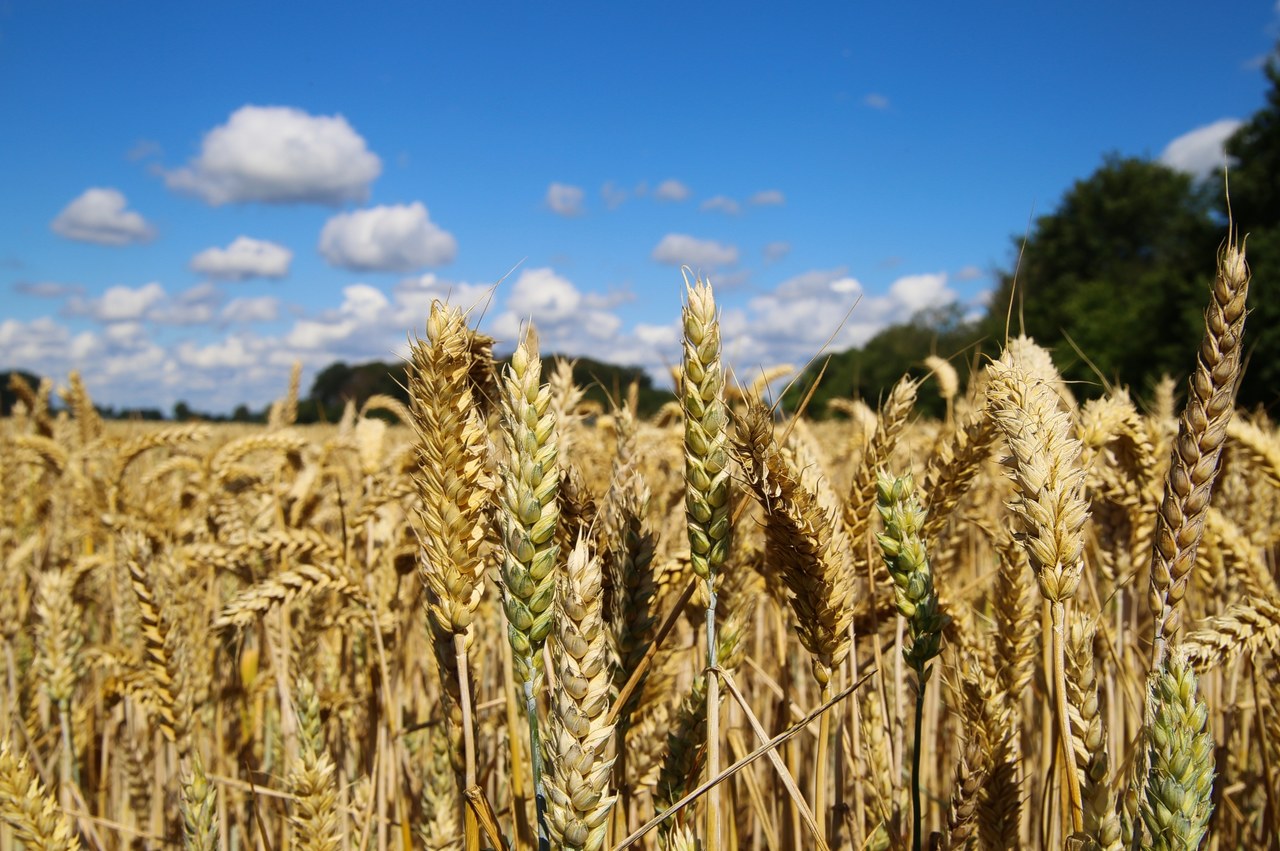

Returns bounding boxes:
[303,354,675,423]
[978,156,1221,398]
[1220,56,1280,409]
[781,305,983,419]
[788,55,1280,418]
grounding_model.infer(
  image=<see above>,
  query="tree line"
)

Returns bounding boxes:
[784,55,1280,417]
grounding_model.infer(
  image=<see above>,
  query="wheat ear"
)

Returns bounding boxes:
[681,276,730,849]
[287,677,341,851]
[876,471,947,851]
[180,751,218,851]
[408,300,496,845]
[0,740,81,851]
[986,339,1090,834]
[1140,650,1215,851]
[497,322,560,850]
[1149,231,1249,668]
[544,537,616,851]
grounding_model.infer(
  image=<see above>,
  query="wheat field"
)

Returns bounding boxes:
[0,232,1276,851]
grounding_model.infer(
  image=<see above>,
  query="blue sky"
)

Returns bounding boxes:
[2,2,1276,413]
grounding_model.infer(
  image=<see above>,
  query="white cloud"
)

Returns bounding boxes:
[864,93,890,110]
[749,189,785,206]
[546,183,585,216]
[222,296,281,324]
[319,203,457,271]
[651,234,739,268]
[165,105,382,205]
[700,195,741,215]
[178,336,261,369]
[654,179,691,201]
[601,181,628,209]
[888,273,952,313]
[0,317,75,366]
[149,282,224,326]
[507,267,582,322]
[66,282,167,322]
[51,188,155,246]
[1160,119,1242,178]
[955,265,984,281]
[190,236,293,280]
[763,241,791,264]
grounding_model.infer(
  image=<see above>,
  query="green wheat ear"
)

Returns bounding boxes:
[1140,650,1215,851]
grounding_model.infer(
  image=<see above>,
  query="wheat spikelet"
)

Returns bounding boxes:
[734,402,854,685]
[408,302,495,735]
[287,677,341,851]
[1149,232,1250,666]
[212,563,363,631]
[63,370,102,447]
[1181,596,1280,670]
[1066,619,1121,851]
[122,546,182,747]
[180,751,218,851]
[1140,650,1215,850]
[7,372,54,436]
[682,277,731,592]
[941,661,992,850]
[844,376,918,551]
[0,740,81,851]
[876,471,948,674]
[544,538,615,851]
[419,725,461,850]
[986,340,1089,605]
[921,405,997,547]
[497,324,560,690]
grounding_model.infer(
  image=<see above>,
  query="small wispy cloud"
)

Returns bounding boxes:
[749,189,785,206]
[546,182,586,216]
[863,93,890,110]
[601,181,628,210]
[700,195,741,215]
[651,234,739,267]
[653,179,691,202]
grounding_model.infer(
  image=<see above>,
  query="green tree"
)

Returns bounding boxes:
[979,156,1218,398]
[783,306,981,419]
[1221,55,1280,409]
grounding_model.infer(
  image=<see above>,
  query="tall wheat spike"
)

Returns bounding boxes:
[407,300,496,845]
[544,538,616,851]
[1149,231,1250,667]
[681,276,730,848]
[497,323,560,849]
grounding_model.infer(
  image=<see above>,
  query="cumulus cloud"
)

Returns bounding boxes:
[190,236,293,280]
[51,188,155,246]
[700,195,741,215]
[653,179,691,201]
[546,183,585,216]
[864,93,890,110]
[749,189,785,206]
[1160,119,1242,178]
[165,105,382,205]
[148,282,224,326]
[651,234,739,268]
[763,241,791,264]
[66,282,168,323]
[319,203,457,272]
[222,296,281,324]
